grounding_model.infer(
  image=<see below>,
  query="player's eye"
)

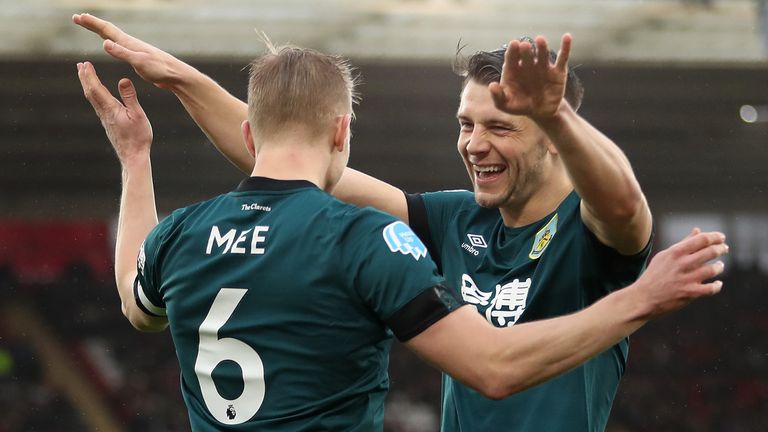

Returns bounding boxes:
[489,126,512,135]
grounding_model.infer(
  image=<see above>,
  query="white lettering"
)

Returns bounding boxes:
[206,225,270,255]
[461,242,480,256]
[240,203,272,212]
[206,226,237,254]
[231,229,252,254]
[251,226,269,254]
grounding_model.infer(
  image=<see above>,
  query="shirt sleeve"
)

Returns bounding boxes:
[405,190,474,274]
[344,211,460,341]
[133,218,173,318]
[580,217,655,300]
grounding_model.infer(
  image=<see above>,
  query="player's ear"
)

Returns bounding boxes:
[333,114,351,153]
[242,120,257,157]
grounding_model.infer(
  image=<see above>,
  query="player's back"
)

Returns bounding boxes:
[135,177,434,431]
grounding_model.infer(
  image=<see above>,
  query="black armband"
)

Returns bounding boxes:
[387,284,463,342]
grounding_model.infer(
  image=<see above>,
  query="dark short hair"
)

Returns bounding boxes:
[454,37,584,111]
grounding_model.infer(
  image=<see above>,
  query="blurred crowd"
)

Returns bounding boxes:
[0,259,765,432]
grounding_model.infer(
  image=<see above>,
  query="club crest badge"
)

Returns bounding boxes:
[383,221,427,261]
[529,213,558,260]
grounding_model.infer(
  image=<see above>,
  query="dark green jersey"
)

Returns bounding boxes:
[407,190,652,432]
[134,177,457,431]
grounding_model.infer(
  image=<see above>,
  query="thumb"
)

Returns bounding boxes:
[118,78,142,111]
[488,82,508,109]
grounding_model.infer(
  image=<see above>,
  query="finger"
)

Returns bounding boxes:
[72,13,126,42]
[674,231,726,256]
[687,243,729,267]
[117,78,144,114]
[488,82,510,110]
[519,40,535,68]
[501,39,521,84]
[103,39,139,64]
[534,35,550,69]
[684,227,702,240]
[554,33,572,73]
[77,62,119,114]
[689,259,726,282]
[704,280,724,296]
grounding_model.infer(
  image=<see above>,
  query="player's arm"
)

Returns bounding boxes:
[489,34,652,255]
[72,13,253,173]
[405,229,727,399]
[77,61,168,332]
[72,13,410,222]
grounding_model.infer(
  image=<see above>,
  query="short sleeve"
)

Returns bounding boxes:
[407,190,474,271]
[582,221,655,290]
[133,219,173,318]
[344,212,446,324]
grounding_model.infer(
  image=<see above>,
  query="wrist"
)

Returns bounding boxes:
[532,100,575,131]
[616,281,654,324]
[120,151,152,170]
[167,61,205,94]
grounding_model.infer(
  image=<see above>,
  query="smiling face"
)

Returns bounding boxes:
[457,80,553,210]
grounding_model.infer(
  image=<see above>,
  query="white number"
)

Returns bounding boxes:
[194,288,265,425]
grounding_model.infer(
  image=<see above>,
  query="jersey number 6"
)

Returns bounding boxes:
[195,288,266,425]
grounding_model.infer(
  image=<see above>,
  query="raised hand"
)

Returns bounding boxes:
[488,34,571,122]
[636,228,728,318]
[77,61,152,162]
[73,13,188,89]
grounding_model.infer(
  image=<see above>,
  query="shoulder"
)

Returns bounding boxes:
[146,195,227,246]
[340,203,403,234]
[412,189,480,220]
[420,189,475,206]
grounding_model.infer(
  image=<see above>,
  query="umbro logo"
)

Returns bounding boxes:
[467,234,487,248]
[461,233,487,257]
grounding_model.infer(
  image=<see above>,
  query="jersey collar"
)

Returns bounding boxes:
[235,176,319,192]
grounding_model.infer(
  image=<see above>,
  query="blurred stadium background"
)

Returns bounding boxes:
[1,0,767,430]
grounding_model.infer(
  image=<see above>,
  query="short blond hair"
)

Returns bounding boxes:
[247,40,359,142]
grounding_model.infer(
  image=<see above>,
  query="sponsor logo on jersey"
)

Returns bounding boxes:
[485,278,531,327]
[460,274,492,305]
[529,213,558,260]
[461,273,531,327]
[226,405,236,420]
[240,203,272,212]
[383,221,427,261]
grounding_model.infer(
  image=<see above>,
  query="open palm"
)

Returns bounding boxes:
[489,34,571,121]
[77,61,153,161]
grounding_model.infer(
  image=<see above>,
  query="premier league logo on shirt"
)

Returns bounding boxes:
[383,221,428,261]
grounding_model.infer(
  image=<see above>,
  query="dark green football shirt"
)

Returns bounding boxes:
[407,190,652,432]
[134,177,458,431]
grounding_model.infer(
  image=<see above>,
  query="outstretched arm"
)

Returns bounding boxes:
[489,34,652,255]
[72,14,410,221]
[77,61,167,332]
[407,229,727,399]
[73,13,254,173]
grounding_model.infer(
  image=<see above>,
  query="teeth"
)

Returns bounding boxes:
[474,165,502,173]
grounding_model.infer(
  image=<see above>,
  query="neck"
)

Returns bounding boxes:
[498,166,573,227]
[250,137,332,190]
